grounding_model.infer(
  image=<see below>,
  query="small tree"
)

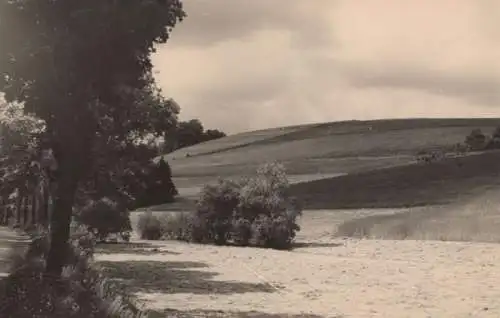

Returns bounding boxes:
[465,128,487,151]
[136,158,178,208]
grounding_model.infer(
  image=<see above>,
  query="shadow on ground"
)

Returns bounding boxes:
[95,242,180,255]
[293,242,343,249]
[152,309,332,318]
[290,151,500,209]
[97,260,278,295]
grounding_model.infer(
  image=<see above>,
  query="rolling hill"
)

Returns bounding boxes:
[160,118,500,207]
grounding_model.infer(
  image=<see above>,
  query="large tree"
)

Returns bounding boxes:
[0,0,185,276]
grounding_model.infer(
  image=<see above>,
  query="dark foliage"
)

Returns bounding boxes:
[465,128,487,151]
[0,0,185,275]
[134,158,178,208]
[0,225,148,317]
[75,197,132,242]
[162,119,227,152]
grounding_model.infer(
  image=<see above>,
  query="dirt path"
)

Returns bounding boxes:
[0,227,29,277]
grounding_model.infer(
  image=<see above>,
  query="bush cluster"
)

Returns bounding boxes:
[464,126,500,151]
[138,163,303,250]
[75,197,132,242]
[0,225,148,318]
[137,211,193,241]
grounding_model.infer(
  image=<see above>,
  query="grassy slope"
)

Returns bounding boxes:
[290,150,500,209]
[156,118,500,243]
[163,118,500,190]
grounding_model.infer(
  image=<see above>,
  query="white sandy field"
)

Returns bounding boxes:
[97,206,500,318]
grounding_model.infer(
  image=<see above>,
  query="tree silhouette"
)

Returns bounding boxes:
[0,0,185,276]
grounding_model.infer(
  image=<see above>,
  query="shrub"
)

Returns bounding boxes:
[0,225,148,317]
[134,158,178,208]
[137,211,163,240]
[159,212,194,241]
[192,162,302,249]
[465,128,487,151]
[75,197,132,242]
[137,212,193,241]
[194,178,242,245]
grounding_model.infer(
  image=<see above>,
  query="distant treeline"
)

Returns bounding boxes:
[161,119,226,153]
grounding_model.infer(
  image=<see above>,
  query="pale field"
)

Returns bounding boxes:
[97,204,500,317]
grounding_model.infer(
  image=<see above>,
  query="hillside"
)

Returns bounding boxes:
[161,118,500,202]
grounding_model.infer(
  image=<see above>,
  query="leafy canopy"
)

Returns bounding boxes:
[0,0,186,275]
[0,1,185,160]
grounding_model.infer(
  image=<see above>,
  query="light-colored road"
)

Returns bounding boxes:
[0,227,29,277]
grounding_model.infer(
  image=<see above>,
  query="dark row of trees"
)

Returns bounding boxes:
[0,0,186,277]
[162,118,226,153]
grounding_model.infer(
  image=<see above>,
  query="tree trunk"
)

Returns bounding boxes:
[31,190,37,227]
[15,190,21,224]
[45,166,79,277]
[0,197,4,225]
[44,111,95,277]
[40,184,50,226]
[22,192,29,227]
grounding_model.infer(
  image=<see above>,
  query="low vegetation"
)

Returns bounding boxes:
[75,197,132,243]
[0,225,149,318]
[138,163,303,250]
[463,126,500,151]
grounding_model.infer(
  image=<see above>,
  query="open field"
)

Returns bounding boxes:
[102,118,500,316]
[98,203,500,317]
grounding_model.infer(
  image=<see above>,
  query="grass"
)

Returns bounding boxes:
[289,151,500,209]
[163,118,500,184]
[334,188,500,243]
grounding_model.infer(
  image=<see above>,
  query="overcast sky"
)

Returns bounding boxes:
[153,0,500,134]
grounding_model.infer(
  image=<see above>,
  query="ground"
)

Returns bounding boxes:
[110,119,500,316]
[5,118,500,317]
[97,204,500,317]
